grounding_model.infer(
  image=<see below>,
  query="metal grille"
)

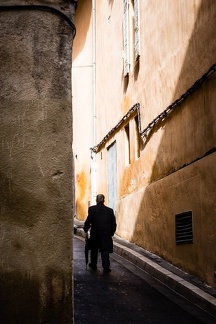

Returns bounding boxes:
[175,211,193,244]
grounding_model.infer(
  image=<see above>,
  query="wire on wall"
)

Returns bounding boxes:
[91,63,216,153]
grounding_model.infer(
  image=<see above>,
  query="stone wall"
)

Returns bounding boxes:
[0,1,75,322]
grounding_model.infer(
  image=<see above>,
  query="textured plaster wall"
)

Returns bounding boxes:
[0,1,74,323]
[115,0,216,287]
[116,152,216,286]
[99,0,216,287]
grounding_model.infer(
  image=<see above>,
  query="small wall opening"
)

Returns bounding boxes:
[175,211,193,244]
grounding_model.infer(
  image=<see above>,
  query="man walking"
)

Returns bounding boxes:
[84,194,117,273]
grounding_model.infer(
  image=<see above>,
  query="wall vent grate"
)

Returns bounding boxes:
[175,211,193,244]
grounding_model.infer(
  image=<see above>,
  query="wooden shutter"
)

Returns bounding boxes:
[134,0,140,61]
[123,0,130,76]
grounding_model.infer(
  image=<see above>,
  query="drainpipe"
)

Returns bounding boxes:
[91,0,97,205]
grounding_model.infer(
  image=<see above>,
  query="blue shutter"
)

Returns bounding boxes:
[107,142,117,212]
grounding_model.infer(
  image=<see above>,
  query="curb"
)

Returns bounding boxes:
[113,241,216,318]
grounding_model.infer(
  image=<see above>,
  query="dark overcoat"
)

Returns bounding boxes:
[84,203,117,252]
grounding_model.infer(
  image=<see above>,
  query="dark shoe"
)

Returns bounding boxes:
[89,263,97,270]
[103,268,111,273]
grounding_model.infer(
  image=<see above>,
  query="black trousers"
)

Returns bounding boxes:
[91,248,110,270]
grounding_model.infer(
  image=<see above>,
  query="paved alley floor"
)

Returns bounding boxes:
[74,236,215,324]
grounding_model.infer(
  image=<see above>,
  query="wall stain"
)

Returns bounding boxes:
[76,170,88,219]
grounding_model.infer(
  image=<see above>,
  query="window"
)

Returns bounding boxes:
[123,0,140,76]
[134,0,140,61]
[123,0,130,76]
[134,115,140,159]
[124,124,130,165]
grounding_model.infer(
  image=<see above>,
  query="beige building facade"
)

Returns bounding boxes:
[73,0,216,287]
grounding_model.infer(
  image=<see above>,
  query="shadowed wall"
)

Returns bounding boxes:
[0,1,75,322]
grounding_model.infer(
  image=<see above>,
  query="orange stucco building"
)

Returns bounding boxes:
[72,0,216,287]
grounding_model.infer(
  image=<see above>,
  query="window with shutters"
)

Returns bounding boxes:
[134,115,140,159]
[124,124,130,165]
[123,0,140,76]
[123,0,130,76]
[134,0,140,61]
